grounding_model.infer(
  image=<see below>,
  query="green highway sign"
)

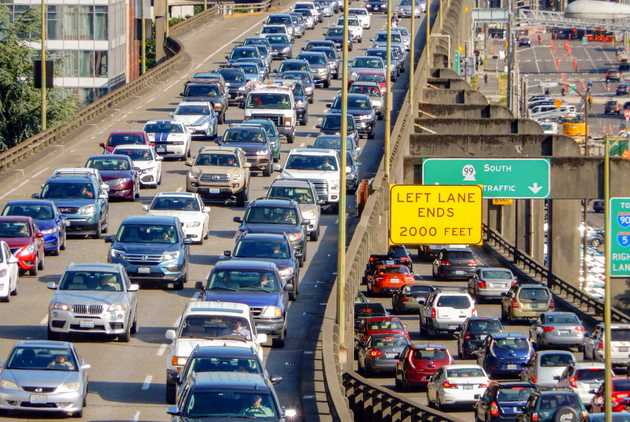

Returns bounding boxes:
[610,198,630,277]
[422,158,551,199]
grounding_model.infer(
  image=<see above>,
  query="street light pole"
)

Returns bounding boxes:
[41,0,46,131]
[384,0,392,178]
[409,2,415,108]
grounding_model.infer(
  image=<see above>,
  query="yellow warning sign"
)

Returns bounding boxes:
[492,198,514,206]
[389,185,483,245]
[554,99,563,108]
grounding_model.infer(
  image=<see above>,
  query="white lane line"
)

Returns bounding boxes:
[131,411,140,421]
[176,187,183,192]
[306,133,312,137]
[173,316,181,327]
[191,291,200,301]
[0,180,29,201]
[31,167,50,179]
[40,315,48,325]
[141,375,153,390]
[157,344,167,356]
[300,143,306,147]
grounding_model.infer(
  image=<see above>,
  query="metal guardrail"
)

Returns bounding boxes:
[220,0,272,13]
[0,6,224,175]
[483,224,630,325]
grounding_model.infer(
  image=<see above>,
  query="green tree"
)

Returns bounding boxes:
[0,4,77,151]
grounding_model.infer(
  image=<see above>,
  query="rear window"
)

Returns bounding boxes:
[355,304,387,317]
[493,338,529,350]
[497,386,537,402]
[436,295,471,309]
[518,287,550,302]
[469,320,503,333]
[403,285,433,296]
[540,353,575,367]
[412,348,449,360]
[611,328,630,342]
[538,394,582,410]
[576,368,606,381]
[446,367,485,378]
[445,252,474,260]
[480,270,513,280]
[378,266,409,275]
[371,334,409,347]
[612,379,630,391]
[546,314,580,325]
[366,320,403,330]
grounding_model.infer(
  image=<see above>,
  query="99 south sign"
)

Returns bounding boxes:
[389,185,483,245]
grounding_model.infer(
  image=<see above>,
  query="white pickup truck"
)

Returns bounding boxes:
[164,301,267,403]
[276,148,341,213]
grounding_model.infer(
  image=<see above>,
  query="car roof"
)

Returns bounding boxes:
[467,316,501,322]
[177,101,212,107]
[249,198,295,207]
[198,146,243,154]
[112,145,153,151]
[183,301,250,315]
[214,260,278,271]
[288,148,338,156]
[536,350,575,356]
[269,179,314,188]
[0,216,33,223]
[489,333,527,339]
[191,345,259,359]
[191,371,271,391]
[120,215,180,225]
[109,130,146,135]
[66,262,124,272]
[5,200,57,207]
[15,340,74,349]
[239,232,290,242]
[154,192,198,199]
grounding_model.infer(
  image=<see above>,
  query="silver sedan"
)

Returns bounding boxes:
[0,340,90,417]
[468,267,516,301]
[528,312,587,350]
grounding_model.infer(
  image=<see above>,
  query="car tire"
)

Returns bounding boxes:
[38,253,44,271]
[332,202,340,214]
[130,313,138,335]
[11,278,18,296]
[395,375,402,389]
[591,238,602,247]
[119,322,131,343]
[174,275,185,290]
[93,221,102,240]
[2,292,9,303]
[309,224,320,241]
[47,327,60,341]
[166,380,177,404]
[426,321,436,339]
[501,307,507,322]
[52,239,61,256]
[60,232,67,250]
[29,258,38,276]
[436,396,444,412]
[236,190,247,207]
[378,112,384,120]
[263,165,272,177]
[553,407,579,422]
[286,133,295,144]
[71,408,83,418]
[272,331,285,348]
[324,78,330,88]
[368,125,376,139]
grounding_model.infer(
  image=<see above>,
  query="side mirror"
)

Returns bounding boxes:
[589,389,597,394]
[553,375,560,380]
[326,103,332,108]
[166,330,177,341]
[35,232,43,238]
[167,406,181,416]
[31,193,40,199]
[301,219,311,226]
[99,143,105,148]
[185,161,192,167]
[295,252,303,259]
[128,284,140,292]
[103,235,114,243]
[169,113,174,117]
[270,376,282,384]
[426,376,432,381]
[80,364,91,371]
[315,124,321,129]
[239,103,245,109]
[179,92,185,96]
[47,281,57,290]
[142,205,149,212]
[500,292,507,296]
[195,281,204,290]
[99,193,108,199]
[284,284,294,292]
[225,55,229,59]
[7,256,18,264]
[317,200,326,205]
[273,164,282,172]
[256,333,268,344]
[224,250,232,257]
[183,238,193,245]
[233,216,243,223]
[245,162,252,168]
[417,298,426,305]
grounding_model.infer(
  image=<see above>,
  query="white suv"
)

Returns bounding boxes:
[584,324,630,367]
[555,362,611,407]
[419,288,476,338]
[164,301,267,403]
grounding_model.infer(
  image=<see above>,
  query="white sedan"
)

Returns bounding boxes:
[348,8,371,29]
[336,16,363,42]
[112,145,163,188]
[170,101,218,139]
[142,120,192,161]
[426,364,490,411]
[143,192,210,244]
[0,240,19,302]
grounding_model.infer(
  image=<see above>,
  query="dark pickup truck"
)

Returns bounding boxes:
[362,245,413,284]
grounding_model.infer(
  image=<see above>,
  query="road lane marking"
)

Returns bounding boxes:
[131,411,140,421]
[142,375,153,390]
[0,180,29,201]
[173,317,181,327]
[191,291,200,301]
[31,167,50,179]
[40,315,48,325]
[157,344,167,356]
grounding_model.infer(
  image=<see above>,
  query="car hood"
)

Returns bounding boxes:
[2,369,80,388]
[222,142,269,153]
[240,223,301,235]
[113,243,182,253]
[50,199,96,209]
[52,290,128,305]
[173,338,254,359]
[174,115,210,126]
[98,170,133,181]
[131,160,157,170]
[0,237,32,249]
[147,133,189,142]
[203,290,282,307]
[229,256,293,271]
[147,210,204,223]
[282,169,338,179]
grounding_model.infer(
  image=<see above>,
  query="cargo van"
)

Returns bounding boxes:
[530,105,576,120]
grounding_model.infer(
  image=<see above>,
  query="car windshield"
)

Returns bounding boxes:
[185,85,220,97]
[436,296,471,309]
[327,28,344,36]
[545,314,580,325]
[356,73,386,83]
[371,334,409,347]
[353,58,383,69]
[86,157,130,171]
[151,197,200,211]
[6,347,78,371]
[446,368,486,378]
[349,84,382,96]
[267,16,291,25]
[234,240,291,259]
[300,54,326,65]
[115,148,153,161]
[349,8,367,14]
[195,153,239,167]
[378,266,409,274]
[366,319,403,330]
[612,379,630,391]
[397,27,409,36]
[188,356,263,376]
[219,72,245,83]
[116,224,178,244]
[285,154,338,171]
[3,204,53,220]
[402,285,433,296]
[332,96,370,110]
[266,35,289,44]
[366,50,388,61]
[412,348,449,360]
[576,369,605,381]
[244,206,298,225]
[611,329,630,341]
[179,315,253,341]
[446,252,474,260]
[237,64,258,74]
[208,269,279,292]
[58,270,123,291]
[355,303,387,317]
[312,49,335,60]
[108,134,145,146]
[493,338,529,350]
[176,105,211,115]
[538,394,581,410]
[469,319,503,332]
[268,187,315,204]
[223,129,266,143]
[321,114,354,130]
[182,391,276,418]
[230,49,257,59]
[0,221,30,237]
[246,93,291,110]
[497,386,537,402]
[283,72,312,84]
[376,32,401,42]
[540,353,575,367]
[518,288,550,302]
[480,269,513,280]
[144,123,184,134]
[41,183,95,200]
[244,39,267,46]
[338,17,360,25]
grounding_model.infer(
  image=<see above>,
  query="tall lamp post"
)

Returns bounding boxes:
[41,0,47,131]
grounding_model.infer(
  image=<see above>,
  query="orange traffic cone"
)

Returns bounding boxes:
[611,125,614,136]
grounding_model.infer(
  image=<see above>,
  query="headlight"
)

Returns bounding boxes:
[106,303,126,312]
[184,221,202,228]
[0,380,18,390]
[80,204,97,216]
[350,72,358,80]
[361,114,373,120]
[256,150,268,155]
[287,232,303,241]
[303,210,317,219]
[18,244,35,256]
[58,382,80,392]
[106,178,130,186]
[188,171,200,179]
[50,302,70,311]
[238,86,248,91]
[296,100,305,108]
[279,267,295,277]
[163,251,181,261]
[171,356,188,366]
[0,269,6,277]
[260,306,282,317]
[110,249,127,259]
[317,67,327,73]
[41,227,58,234]
[232,174,243,180]
[305,87,313,93]
[282,47,291,53]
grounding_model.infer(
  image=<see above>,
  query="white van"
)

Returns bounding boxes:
[530,105,576,120]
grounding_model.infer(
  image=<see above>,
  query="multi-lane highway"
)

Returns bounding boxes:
[0,3,428,421]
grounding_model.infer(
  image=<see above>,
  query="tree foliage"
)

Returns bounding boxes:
[0,4,78,151]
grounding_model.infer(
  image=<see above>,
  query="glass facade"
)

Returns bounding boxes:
[45,5,108,41]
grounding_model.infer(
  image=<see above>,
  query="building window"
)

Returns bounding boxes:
[95,6,108,40]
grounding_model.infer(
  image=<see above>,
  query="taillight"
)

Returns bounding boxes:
[599,342,604,349]
[549,298,554,309]
[464,332,471,340]
[532,412,539,422]
[570,376,577,388]
[400,257,410,263]
[401,297,409,302]
[543,326,554,332]
[532,375,537,383]
[468,260,477,266]
[370,350,382,357]
[513,299,519,308]
[375,277,384,282]
[431,308,436,318]
[478,281,487,288]
[441,260,451,266]
[442,381,456,388]
[472,308,477,317]
[369,257,375,262]
[575,326,585,332]
[490,401,499,416]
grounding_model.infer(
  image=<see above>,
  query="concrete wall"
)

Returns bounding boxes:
[414,118,544,134]
[423,88,490,104]
[418,103,516,118]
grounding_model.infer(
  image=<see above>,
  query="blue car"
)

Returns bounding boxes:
[1,200,68,256]
[195,260,292,348]
[475,382,538,422]
[476,333,534,378]
[104,215,192,290]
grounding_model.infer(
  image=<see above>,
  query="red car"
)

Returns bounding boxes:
[355,71,390,95]
[394,344,453,391]
[367,264,414,295]
[85,155,140,201]
[354,316,409,351]
[590,377,630,412]
[0,216,45,276]
[100,130,151,154]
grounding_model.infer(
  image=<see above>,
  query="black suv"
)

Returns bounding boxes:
[215,66,250,105]
[516,388,588,422]
[218,126,273,177]
[223,232,301,300]
[233,198,308,266]
[180,82,228,124]
[327,93,376,139]
[167,371,287,421]
[456,316,504,359]
[432,248,478,280]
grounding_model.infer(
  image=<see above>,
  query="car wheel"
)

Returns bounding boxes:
[102,212,109,234]
[29,258,38,276]
[38,253,44,271]
[60,232,67,250]
[83,389,87,408]
[2,292,9,303]
[47,327,60,340]
[591,238,602,247]
[286,133,295,144]
[426,320,436,338]
[11,278,18,296]
[166,380,177,404]
[272,330,285,348]
[158,171,162,185]
[395,374,402,389]
[368,125,376,139]
[93,220,102,239]
[173,275,185,290]
[436,395,444,412]
[130,313,138,335]
[71,408,83,418]
[236,190,247,207]
[263,165,272,177]
[118,322,131,343]
[52,239,60,256]
[426,392,434,407]
[324,78,330,88]
[309,225,319,241]
[501,307,507,322]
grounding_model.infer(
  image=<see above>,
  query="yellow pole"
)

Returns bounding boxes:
[166,0,170,38]
[604,133,612,422]
[141,0,146,74]
[385,0,391,178]
[41,0,47,131]
[409,1,415,107]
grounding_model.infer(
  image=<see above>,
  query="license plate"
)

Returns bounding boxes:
[138,267,150,274]
[386,353,397,358]
[507,364,517,370]
[79,320,94,328]
[620,348,629,352]
[463,385,473,390]
[208,188,220,194]
[448,325,459,330]
[514,407,522,412]
[531,303,539,308]
[391,278,400,283]
[30,394,47,404]
[455,271,465,275]
[384,260,395,265]
[558,330,570,335]
[156,146,166,153]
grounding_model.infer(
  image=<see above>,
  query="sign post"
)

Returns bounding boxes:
[609,198,630,277]
[389,185,483,245]
[422,158,551,199]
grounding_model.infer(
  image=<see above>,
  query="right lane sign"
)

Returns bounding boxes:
[610,198,630,277]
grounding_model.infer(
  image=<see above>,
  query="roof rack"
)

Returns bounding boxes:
[430,286,469,293]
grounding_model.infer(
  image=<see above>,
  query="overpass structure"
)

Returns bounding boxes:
[517,9,630,31]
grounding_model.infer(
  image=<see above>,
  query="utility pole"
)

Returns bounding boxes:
[141,0,146,74]
[409,1,415,107]
[41,0,47,131]
[385,0,392,178]
[507,0,515,113]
